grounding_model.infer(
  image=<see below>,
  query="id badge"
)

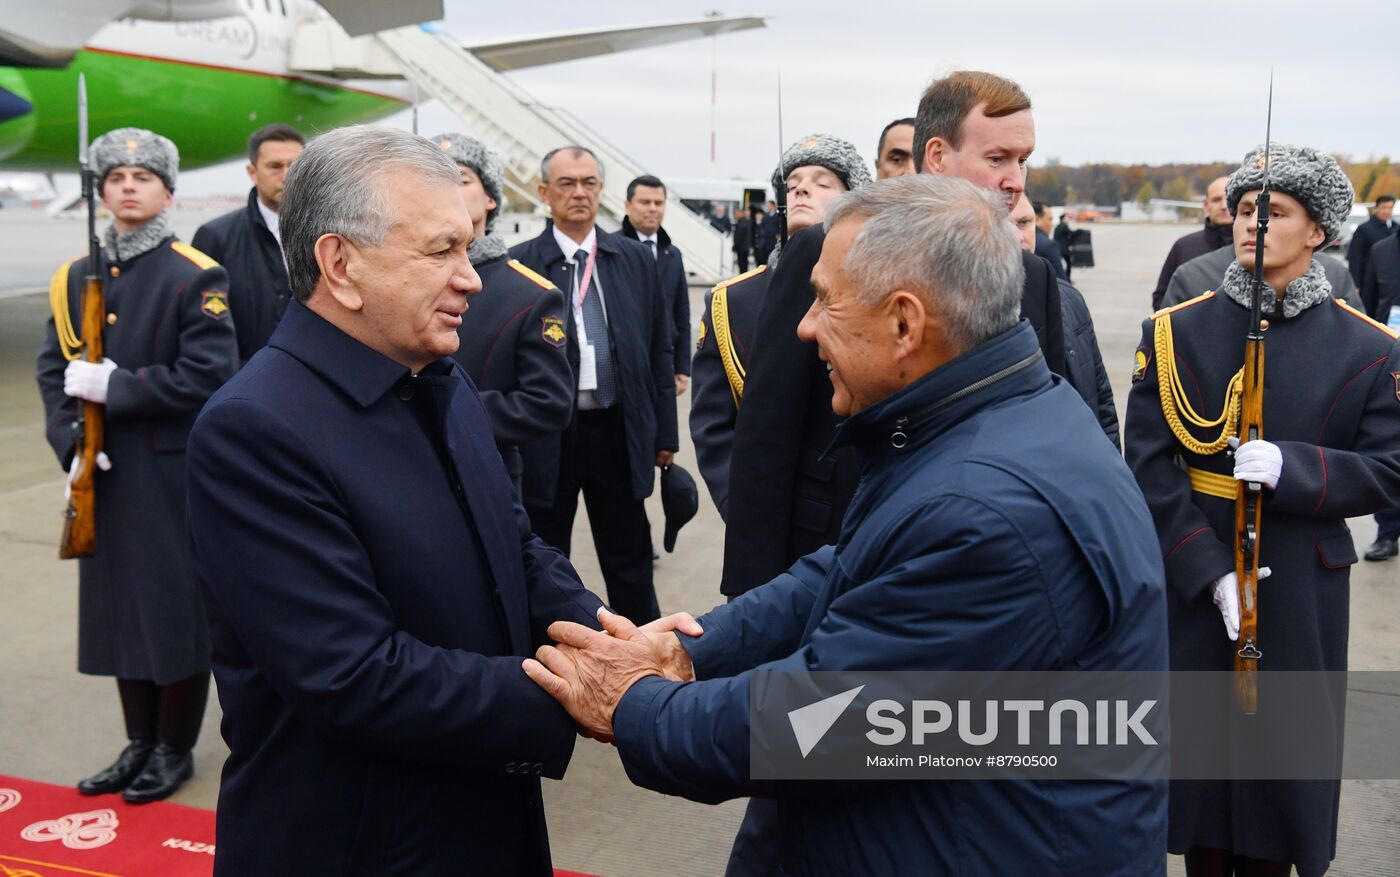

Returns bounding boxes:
[578,343,598,391]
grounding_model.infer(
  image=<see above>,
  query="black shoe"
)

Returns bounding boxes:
[1364,538,1398,561]
[121,743,193,804]
[77,740,154,795]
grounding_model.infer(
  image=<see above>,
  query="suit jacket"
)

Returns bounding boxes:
[510,224,679,502]
[615,323,1169,875]
[720,225,1066,596]
[187,301,604,876]
[192,188,292,364]
[621,216,692,375]
[1361,234,1400,322]
[452,255,573,504]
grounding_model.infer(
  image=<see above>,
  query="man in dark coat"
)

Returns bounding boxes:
[1150,176,1233,311]
[1161,241,1360,310]
[756,199,778,265]
[191,124,303,364]
[1125,143,1400,877]
[690,133,870,523]
[186,127,605,877]
[721,70,1066,598]
[36,128,238,804]
[1360,232,1400,560]
[510,146,678,624]
[1054,212,1074,280]
[731,206,754,273]
[1033,199,1068,280]
[432,133,572,502]
[1346,194,1395,287]
[525,176,1169,876]
[1011,194,1118,446]
[621,174,692,395]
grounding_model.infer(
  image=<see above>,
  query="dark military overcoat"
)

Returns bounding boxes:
[1124,285,1400,876]
[689,265,767,520]
[452,256,572,505]
[36,236,238,683]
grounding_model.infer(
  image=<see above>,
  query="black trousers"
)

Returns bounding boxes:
[734,251,750,273]
[528,407,660,624]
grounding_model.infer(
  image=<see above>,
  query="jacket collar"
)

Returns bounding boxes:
[619,215,672,250]
[269,299,444,408]
[245,187,272,234]
[1203,218,1232,248]
[830,321,1048,458]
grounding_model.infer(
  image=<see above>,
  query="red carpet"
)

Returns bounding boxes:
[0,776,599,877]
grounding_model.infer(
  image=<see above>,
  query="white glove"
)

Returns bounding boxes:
[64,358,118,404]
[64,451,112,502]
[1229,436,1282,490]
[1210,567,1272,641]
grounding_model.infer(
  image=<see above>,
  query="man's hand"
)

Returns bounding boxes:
[675,374,690,396]
[638,612,703,682]
[655,450,675,468]
[1229,436,1282,490]
[64,358,118,404]
[523,608,668,740]
[1210,567,1272,641]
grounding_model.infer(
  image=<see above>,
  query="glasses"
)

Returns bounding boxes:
[552,177,602,193]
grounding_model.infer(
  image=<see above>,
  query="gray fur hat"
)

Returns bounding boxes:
[772,133,873,193]
[91,127,178,192]
[1226,142,1354,244]
[431,132,505,228]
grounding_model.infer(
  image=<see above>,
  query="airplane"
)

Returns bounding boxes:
[0,0,764,172]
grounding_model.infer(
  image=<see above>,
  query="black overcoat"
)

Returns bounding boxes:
[36,236,237,683]
[689,266,768,520]
[191,188,291,364]
[187,301,604,876]
[452,255,572,505]
[1124,287,1400,876]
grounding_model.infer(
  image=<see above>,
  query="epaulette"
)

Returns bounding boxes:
[507,259,556,291]
[170,241,219,270]
[1150,290,1214,320]
[1332,298,1399,339]
[711,264,767,293]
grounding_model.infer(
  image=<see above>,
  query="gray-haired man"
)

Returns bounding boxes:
[524,174,1169,876]
[186,125,605,876]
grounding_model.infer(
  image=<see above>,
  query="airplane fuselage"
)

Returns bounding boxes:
[0,4,406,171]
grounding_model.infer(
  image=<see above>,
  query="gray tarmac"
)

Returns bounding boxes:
[0,209,1396,876]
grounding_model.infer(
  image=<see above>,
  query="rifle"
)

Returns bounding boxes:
[774,71,788,247]
[59,73,105,559]
[1233,75,1273,714]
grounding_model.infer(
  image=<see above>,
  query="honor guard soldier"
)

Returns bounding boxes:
[690,133,871,521]
[36,128,238,803]
[1125,143,1400,877]
[433,134,573,501]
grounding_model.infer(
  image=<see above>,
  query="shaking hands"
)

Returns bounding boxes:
[523,609,702,741]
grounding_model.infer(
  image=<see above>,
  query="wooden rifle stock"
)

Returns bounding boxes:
[1233,333,1264,714]
[59,274,105,559]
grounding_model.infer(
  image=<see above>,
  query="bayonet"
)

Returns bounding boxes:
[774,70,788,246]
[1234,69,1273,713]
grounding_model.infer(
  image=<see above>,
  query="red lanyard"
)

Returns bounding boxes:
[575,238,598,307]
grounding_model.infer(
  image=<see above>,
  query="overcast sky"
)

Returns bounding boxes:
[177,0,1399,193]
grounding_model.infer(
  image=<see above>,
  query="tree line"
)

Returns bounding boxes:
[1027,158,1400,209]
